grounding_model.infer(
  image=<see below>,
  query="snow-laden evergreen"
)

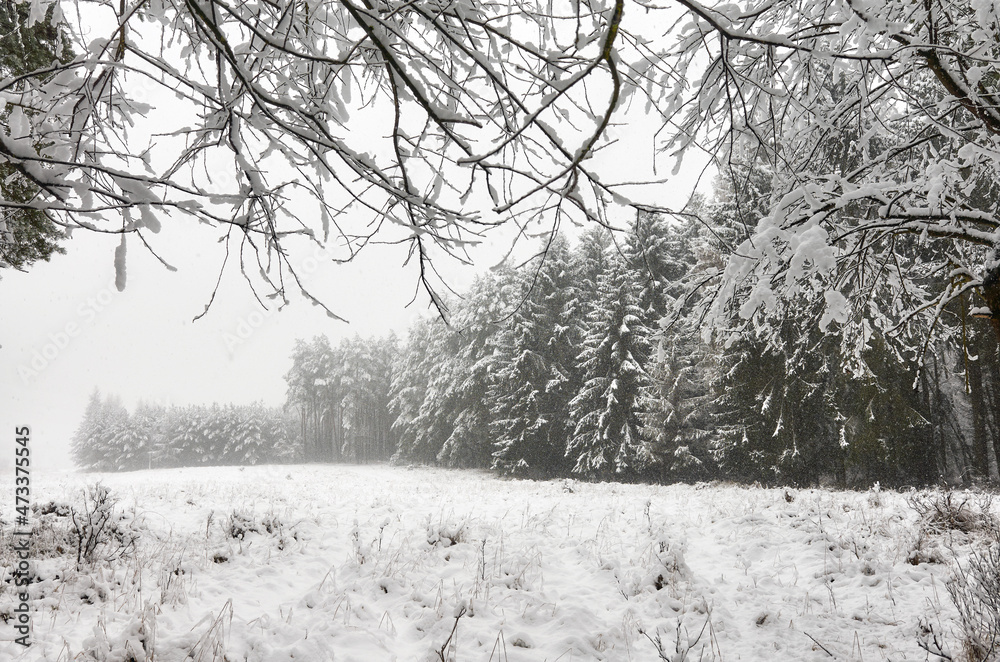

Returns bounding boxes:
[567,251,652,479]
[642,328,717,482]
[71,396,297,470]
[71,204,1000,485]
[489,235,581,478]
[390,271,520,468]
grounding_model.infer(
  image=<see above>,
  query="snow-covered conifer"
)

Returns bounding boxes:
[567,252,652,479]
[489,234,581,477]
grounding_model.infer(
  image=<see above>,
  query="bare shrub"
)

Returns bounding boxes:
[639,606,715,662]
[909,492,996,536]
[427,520,466,548]
[910,492,1000,661]
[29,500,76,559]
[907,529,947,566]
[222,510,290,549]
[947,529,1000,662]
[70,485,139,568]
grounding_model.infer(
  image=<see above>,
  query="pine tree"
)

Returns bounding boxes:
[232,404,267,465]
[642,330,718,482]
[835,337,940,486]
[0,2,73,271]
[390,317,446,463]
[489,234,581,477]
[624,212,698,323]
[72,389,105,470]
[567,253,652,479]
[152,406,184,468]
[70,392,131,471]
[284,336,340,461]
[267,407,300,463]
[635,214,720,482]
[434,271,516,468]
[107,415,149,471]
[174,405,208,465]
[574,225,614,298]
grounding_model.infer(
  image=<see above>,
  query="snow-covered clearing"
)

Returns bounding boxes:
[0,465,989,661]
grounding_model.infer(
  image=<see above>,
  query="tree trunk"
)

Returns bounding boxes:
[299,408,308,461]
[979,253,1000,482]
[982,254,1000,346]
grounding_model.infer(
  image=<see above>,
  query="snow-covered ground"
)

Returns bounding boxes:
[0,465,991,661]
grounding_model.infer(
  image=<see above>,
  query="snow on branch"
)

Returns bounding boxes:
[2,0,1000,349]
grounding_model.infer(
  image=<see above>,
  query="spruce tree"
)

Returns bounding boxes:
[489,234,581,477]
[390,317,445,463]
[625,212,698,323]
[0,3,73,271]
[72,389,105,470]
[390,270,514,469]
[636,214,720,482]
[434,271,516,468]
[642,331,718,482]
[567,252,652,479]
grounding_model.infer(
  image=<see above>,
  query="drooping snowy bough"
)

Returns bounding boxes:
[685,0,1000,360]
[2,0,999,351]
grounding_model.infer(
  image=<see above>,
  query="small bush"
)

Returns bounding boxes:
[30,502,77,559]
[948,529,1000,662]
[70,485,139,568]
[226,511,259,540]
[427,521,466,547]
[908,491,996,536]
[34,501,72,517]
[910,491,1000,661]
[224,510,286,540]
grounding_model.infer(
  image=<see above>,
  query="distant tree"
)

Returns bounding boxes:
[152,406,184,468]
[624,211,699,323]
[107,414,150,472]
[71,391,129,471]
[73,393,300,470]
[642,329,718,482]
[390,270,518,468]
[166,405,206,466]
[71,389,105,471]
[284,336,339,461]
[573,226,615,301]
[339,334,398,462]
[126,401,164,470]
[637,214,720,482]
[390,317,447,464]
[433,273,516,468]
[962,326,1000,481]
[837,338,942,486]
[713,308,847,485]
[268,407,301,463]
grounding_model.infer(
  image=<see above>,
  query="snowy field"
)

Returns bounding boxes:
[0,465,993,661]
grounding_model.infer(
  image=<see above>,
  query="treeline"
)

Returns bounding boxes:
[283,180,1000,487]
[284,334,398,463]
[72,393,298,471]
[74,176,1000,485]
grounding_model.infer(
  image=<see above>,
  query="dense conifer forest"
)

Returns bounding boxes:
[74,175,1000,487]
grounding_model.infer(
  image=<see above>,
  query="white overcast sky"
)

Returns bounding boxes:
[1,214,477,471]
